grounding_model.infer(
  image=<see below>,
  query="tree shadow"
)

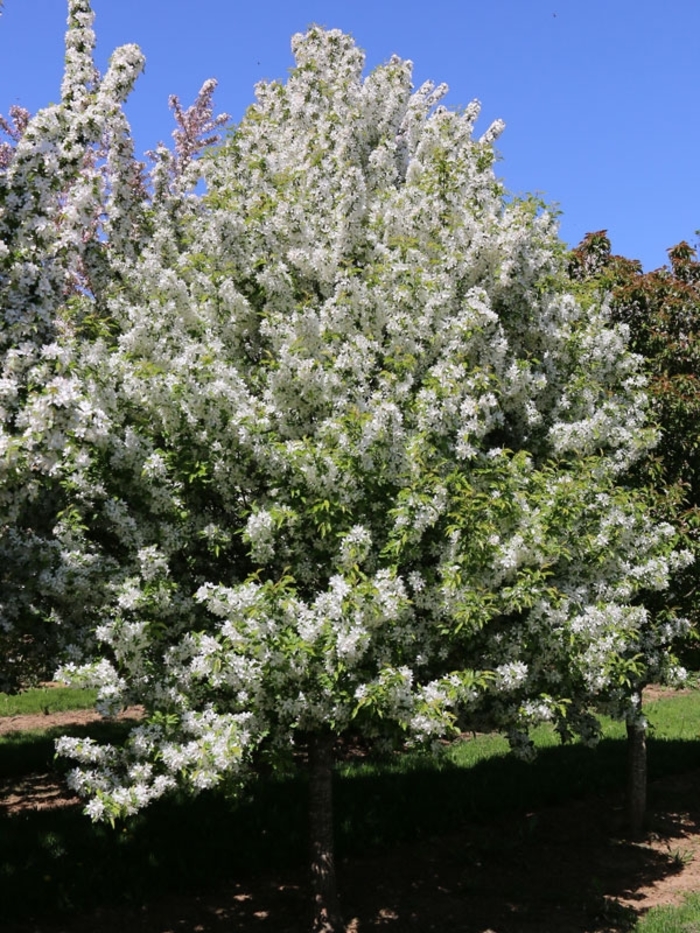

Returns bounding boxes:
[337,781,700,932]
[2,735,700,932]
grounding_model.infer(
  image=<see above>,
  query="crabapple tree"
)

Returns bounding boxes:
[0,1,227,690]
[3,5,689,930]
[570,230,700,831]
[0,0,148,688]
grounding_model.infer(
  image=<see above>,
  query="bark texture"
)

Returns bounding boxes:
[626,689,647,836]
[308,731,344,933]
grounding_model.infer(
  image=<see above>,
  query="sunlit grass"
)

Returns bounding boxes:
[645,689,700,740]
[635,892,700,931]
[0,686,97,717]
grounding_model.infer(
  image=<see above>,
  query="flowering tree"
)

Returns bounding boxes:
[3,5,690,929]
[0,1,228,691]
[569,231,700,608]
[570,231,700,831]
[0,0,149,688]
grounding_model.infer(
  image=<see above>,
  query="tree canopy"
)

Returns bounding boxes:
[39,10,688,798]
[570,231,700,649]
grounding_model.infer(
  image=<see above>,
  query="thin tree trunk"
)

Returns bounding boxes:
[626,688,647,836]
[308,730,344,933]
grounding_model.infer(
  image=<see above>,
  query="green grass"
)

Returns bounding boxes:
[0,686,97,717]
[635,892,700,931]
[332,691,700,848]
[0,686,699,927]
[646,690,700,740]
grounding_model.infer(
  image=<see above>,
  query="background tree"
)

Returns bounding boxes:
[569,232,700,659]
[0,0,227,691]
[0,0,148,689]
[569,230,700,831]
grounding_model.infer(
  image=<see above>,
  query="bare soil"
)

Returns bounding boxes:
[0,704,144,739]
[2,697,700,932]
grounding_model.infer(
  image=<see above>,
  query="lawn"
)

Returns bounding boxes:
[0,686,97,717]
[637,893,700,932]
[1,686,699,932]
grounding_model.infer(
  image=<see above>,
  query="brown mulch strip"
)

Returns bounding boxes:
[0,705,144,737]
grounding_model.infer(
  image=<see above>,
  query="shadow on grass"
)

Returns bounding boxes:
[1,728,699,930]
[335,733,700,852]
[0,719,141,780]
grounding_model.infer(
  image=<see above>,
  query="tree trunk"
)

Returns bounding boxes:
[308,730,344,933]
[626,689,647,836]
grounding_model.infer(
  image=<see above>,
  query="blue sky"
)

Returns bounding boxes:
[0,0,697,271]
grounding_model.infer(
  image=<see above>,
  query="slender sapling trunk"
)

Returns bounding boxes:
[626,688,647,836]
[308,730,344,933]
